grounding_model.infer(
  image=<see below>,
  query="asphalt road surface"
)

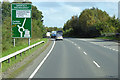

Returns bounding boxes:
[30,38,118,78]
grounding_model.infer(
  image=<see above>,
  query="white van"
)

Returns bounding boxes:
[46,32,51,38]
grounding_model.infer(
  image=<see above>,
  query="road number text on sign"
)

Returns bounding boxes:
[12,4,32,38]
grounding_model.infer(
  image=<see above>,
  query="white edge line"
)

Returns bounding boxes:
[93,61,100,68]
[28,41,56,79]
[104,46,118,52]
[74,44,77,46]
[112,49,116,51]
[109,48,112,50]
[83,52,87,55]
[78,47,80,49]
[116,43,118,44]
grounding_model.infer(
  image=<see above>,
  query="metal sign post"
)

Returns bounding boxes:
[28,38,30,46]
[13,38,15,47]
[11,3,32,46]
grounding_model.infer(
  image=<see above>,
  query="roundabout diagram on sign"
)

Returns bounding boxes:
[17,18,30,37]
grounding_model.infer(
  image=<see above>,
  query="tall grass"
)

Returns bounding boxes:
[2,38,47,57]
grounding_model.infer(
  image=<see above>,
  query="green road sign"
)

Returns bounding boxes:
[12,3,32,38]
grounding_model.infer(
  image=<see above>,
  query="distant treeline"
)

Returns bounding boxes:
[63,7,120,38]
[2,1,46,51]
[45,27,63,32]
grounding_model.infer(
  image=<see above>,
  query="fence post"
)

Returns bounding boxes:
[28,38,30,46]
[0,63,1,68]
[8,59,10,63]
[20,53,22,56]
[15,55,16,59]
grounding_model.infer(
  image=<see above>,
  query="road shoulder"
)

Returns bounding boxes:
[15,40,53,78]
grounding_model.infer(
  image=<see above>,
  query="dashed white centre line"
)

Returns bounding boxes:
[103,46,118,52]
[112,49,116,51]
[83,52,87,55]
[109,48,112,50]
[78,47,81,49]
[104,46,107,47]
[116,43,118,45]
[74,44,77,46]
[93,61,100,68]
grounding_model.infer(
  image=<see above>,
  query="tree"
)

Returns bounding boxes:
[63,7,118,37]
[45,27,63,32]
[2,1,11,20]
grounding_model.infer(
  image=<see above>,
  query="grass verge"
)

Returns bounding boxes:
[95,36,120,41]
[2,38,48,74]
[2,38,46,57]
[9,40,51,78]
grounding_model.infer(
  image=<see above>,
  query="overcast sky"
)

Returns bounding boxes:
[1,0,119,28]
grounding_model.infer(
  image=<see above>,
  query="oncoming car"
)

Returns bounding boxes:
[55,31,63,41]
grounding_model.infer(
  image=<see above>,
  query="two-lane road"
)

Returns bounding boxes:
[31,38,118,78]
